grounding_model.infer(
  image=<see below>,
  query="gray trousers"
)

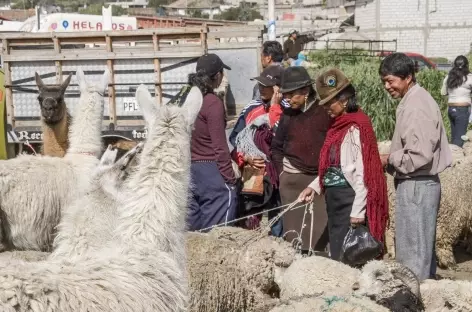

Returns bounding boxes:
[395,176,440,281]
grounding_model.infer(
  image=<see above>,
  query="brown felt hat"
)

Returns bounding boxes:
[316,68,351,106]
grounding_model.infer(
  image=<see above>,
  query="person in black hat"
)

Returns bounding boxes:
[228,65,285,237]
[187,53,239,232]
[283,29,315,65]
[271,66,332,253]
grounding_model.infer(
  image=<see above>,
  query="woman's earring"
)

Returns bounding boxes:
[304,95,308,105]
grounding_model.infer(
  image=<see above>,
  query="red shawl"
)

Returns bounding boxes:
[318,110,388,245]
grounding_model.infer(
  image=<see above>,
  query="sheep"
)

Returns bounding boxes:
[276,255,424,312]
[420,279,472,311]
[0,68,109,252]
[353,260,424,311]
[269,294,390,312]
[278,255,360,301]
[0,84,200,311]
[187,226,297,312]
[379,140,472,268]
[35,73,73,157]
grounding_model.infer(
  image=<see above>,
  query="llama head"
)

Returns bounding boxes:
[66,68,110,157]
[76,69,109,95]
[35,73,72,125]
[95,143,144,197]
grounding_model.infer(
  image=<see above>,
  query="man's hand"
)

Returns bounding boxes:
[298,187,315,203]
[245,155,265,169]
[380,154,390,167]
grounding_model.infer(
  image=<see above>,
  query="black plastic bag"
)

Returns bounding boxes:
[340,225,383,266]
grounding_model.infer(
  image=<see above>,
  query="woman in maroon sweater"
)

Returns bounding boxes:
[271,66,332,253]
[187,54,238,232]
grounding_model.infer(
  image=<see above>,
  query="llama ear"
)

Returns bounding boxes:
[136,84,157,126]
[60,74,72,94]
[100,69,110,94]
[182,86,203,128]
[35,72,45,90]
[76,68,87,91]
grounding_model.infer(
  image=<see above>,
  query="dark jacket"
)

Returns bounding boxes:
[271,101,332,175]
[283,35,315,60]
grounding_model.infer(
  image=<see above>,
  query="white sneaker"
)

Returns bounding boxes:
[461,135,469,141]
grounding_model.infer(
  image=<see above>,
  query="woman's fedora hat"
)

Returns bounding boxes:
[316,68,351,106]
[279,67,315,94]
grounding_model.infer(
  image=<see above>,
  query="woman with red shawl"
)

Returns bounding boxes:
[298,68,388,261]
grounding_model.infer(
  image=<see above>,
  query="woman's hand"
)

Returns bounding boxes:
[298,187,315,203]
[271,86,282,105]
[350,217,365,225]
[244,155,265,169]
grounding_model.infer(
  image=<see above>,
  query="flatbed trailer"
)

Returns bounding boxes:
[0,27,208,155]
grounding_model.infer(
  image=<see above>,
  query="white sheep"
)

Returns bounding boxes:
[379,139,472,268]
[420,279,472,311]
[0,85,200,311]
[0,68,109,252]
[277,256,424,312]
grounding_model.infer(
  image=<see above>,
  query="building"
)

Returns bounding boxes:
[106,0,148,9]
[355,0,472,59]
[164,0,232,18]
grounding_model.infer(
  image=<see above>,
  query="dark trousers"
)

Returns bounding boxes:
[187,161,238,232]
[325,185,356,261]
[448,106,470,147]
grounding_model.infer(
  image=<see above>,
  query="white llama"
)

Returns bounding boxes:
[0,85,201,311]
[50,142,143,261]
[50,85,202,265]
[0,68,109,252]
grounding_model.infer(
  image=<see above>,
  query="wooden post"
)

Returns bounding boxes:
[152,33,162,105]
[105,35,116,130]
[201,24,208,54]
[2,39,13,129]
[53,36,62,84]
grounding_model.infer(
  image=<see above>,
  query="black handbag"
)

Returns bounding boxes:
[340,225,383,266]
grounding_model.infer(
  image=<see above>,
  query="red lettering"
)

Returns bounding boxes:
[88,22,94,30]
[81,21,87,29]
[112,23,117,30]
[96,22,102,31]
[73,21,80,29]
[119,23,124,30]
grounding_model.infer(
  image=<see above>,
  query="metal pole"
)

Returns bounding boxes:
[267,0,275,41]
[35,5,40,31]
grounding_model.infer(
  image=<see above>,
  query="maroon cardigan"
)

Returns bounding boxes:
[191,93,236,185]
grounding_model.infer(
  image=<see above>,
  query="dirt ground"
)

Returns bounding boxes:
[436,245,472,281]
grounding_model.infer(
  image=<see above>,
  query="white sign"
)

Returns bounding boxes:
[123,97,139,112]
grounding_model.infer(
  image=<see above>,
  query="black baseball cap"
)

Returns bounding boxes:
[251,65,284,87]
[196,53,231,77]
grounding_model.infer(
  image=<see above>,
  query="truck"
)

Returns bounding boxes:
[0,27,208,157]
[0,25,266,158]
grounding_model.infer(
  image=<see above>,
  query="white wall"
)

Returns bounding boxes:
[355,0,472,59]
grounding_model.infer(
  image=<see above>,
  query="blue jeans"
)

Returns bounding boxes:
[448,106,470,147]
[268,191,283,237]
